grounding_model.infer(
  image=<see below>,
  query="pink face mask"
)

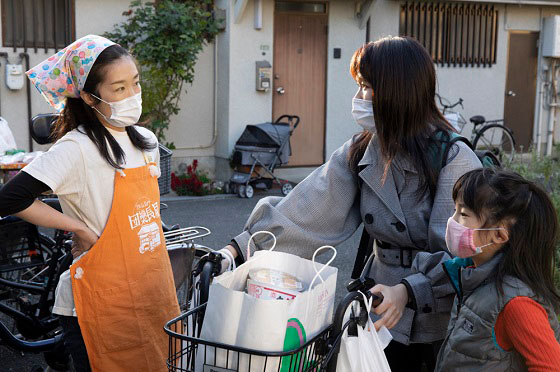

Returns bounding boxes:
[445,217,506,258]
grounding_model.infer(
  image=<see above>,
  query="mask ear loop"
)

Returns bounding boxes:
[472,227,509,253]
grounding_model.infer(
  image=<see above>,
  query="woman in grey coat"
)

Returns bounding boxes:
[221,36,481,371]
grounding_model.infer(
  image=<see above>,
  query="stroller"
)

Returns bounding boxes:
[226,115,300,199]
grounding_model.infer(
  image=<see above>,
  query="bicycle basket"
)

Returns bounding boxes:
[165,303,332,372]
[0,217,51,275]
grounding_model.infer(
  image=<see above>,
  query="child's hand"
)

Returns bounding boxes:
[371,283,409,330]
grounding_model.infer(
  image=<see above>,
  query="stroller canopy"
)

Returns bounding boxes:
[235,122,291,149]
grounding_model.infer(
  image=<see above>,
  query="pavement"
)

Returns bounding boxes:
[1,189,362,371]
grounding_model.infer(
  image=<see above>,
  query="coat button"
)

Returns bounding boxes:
[364,213,374,224]
[422,304,432,313]
[395,221,406,232]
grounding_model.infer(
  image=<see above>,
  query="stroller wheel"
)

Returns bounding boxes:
[245,185,254,199]
[281,182,293,196]
[238,185,246,198]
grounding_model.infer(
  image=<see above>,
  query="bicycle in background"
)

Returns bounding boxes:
[436,93,516,163]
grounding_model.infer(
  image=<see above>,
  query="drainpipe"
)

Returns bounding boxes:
[534,9,545,156]
[0,52,8,117]
[19,52,33,152]
[546,60,558,156]
[536,81,545,155]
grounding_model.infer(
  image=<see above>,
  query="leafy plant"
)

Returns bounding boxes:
[104,0,219,147]
[171,159,222,196]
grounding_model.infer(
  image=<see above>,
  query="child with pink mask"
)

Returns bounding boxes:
[435,168,560,371]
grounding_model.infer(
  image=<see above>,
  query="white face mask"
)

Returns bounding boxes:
[91,92,142,128]
[352,98,376,133]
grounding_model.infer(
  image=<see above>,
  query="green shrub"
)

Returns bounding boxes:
[504,147,560,289]
[104,0,219,147]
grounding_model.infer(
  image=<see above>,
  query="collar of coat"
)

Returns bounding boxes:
[356,135,417,227]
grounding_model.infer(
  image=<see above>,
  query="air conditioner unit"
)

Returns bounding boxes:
[543,16,560,58]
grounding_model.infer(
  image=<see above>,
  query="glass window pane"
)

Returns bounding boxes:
[275,2,326,14]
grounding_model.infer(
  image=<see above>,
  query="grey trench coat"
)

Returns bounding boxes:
[232,134,481,344]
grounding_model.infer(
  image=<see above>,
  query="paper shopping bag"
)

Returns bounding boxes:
[196,232,337,372]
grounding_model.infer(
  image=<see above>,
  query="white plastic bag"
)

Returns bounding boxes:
[196,231,338,372]
[336,291,392,372]
[0,117,17,155]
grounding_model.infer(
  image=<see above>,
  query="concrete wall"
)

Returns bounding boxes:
[324,0,369,158]
[213,0,276,180]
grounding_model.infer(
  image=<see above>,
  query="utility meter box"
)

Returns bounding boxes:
[6,64,24,90]
[543,16,560,58]
[256,61,272,92]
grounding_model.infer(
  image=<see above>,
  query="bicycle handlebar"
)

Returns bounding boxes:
[436,93,464,111]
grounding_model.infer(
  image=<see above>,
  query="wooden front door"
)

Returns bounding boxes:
[504,32,539,151]
[273,2,328,166]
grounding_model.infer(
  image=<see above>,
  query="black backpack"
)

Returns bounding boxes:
[350,132,500,279]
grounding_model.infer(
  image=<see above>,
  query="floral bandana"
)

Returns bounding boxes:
[26,34,115,112]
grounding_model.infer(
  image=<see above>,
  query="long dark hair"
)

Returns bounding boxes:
[453,168,560,309]
[348,36,454,198]
[52,44,155,169]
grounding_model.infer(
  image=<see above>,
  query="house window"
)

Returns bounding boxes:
[1,0,75,52]
[399,2,498,67]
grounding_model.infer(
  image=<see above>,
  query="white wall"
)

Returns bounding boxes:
[212,0,276,180]
[324,0,369,158]
[227,0,275,155]
[435,4,508,140]
[166,43,216,175]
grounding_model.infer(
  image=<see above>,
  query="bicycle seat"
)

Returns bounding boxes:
[470,115,486,125]
[31,114,60,145]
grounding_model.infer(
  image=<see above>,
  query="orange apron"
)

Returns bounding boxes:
[70,158,179,371]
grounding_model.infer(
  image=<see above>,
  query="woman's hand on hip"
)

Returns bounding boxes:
[72,224,99,258]
[371,283,409,330]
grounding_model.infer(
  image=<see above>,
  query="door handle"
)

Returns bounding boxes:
[507,90,516,97]
[276,87,285,95]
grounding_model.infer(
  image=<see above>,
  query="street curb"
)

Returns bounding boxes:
[161,194,238,202]
[161,189,280,202]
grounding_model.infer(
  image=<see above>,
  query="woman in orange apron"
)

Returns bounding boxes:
[0,35,179,371]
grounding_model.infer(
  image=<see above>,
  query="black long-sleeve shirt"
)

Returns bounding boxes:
[0,171,50,217]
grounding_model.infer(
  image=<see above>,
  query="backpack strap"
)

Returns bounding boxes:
[439,132,474,169]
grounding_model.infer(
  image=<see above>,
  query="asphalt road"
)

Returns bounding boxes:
[1,190,362,371]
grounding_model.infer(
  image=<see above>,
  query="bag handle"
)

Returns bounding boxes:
[310,246,337,288]
[247,230,277,259]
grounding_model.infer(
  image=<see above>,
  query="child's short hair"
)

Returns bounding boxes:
[452,168,560,308]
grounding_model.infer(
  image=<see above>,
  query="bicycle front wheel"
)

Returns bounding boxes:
[473,124,516,163]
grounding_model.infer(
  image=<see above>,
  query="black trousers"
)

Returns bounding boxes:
[59,316,92,372]
[384,340,443,372]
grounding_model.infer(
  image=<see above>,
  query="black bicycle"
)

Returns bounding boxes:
[436,94,516,163]
[0,198,73,369]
